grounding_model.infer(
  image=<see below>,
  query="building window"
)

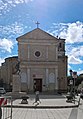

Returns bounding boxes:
[59,43,62,48]
[35,51,41,57]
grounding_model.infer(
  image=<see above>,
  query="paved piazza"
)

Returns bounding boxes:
[1,94,83,119]
[3,108,72,119]
[2,105,83,119]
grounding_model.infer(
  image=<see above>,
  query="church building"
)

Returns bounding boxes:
[16,27,68,93]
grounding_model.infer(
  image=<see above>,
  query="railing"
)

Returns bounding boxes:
[0,96,12,119]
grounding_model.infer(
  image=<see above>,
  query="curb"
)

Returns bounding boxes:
[5,104,79,109]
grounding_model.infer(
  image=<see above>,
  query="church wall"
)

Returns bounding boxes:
[30,45,46,61]
[19,42,59,92]
[18,43,28,61]
[58,56,67,92]
[27,44,58,62]
[48,68,55,91]
[17,28,67,93]
[24,67,58,92]
[48,45,57,61]
[18,41,58,62]
[20,67,28,92]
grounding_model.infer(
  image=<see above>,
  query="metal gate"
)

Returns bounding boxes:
[0,96,12,119]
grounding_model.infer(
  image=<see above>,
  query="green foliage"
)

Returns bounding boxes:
[67,76,83,86]
[75,77,83,86]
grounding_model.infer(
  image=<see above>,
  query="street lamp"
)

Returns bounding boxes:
[66,70,73,102]
[69,69,73,94]
[72,71,77,96]
[66,70,77,103]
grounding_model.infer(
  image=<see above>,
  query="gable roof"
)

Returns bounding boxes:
[16,28,58,41]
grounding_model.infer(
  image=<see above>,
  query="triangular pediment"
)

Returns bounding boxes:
[17,28,58,41]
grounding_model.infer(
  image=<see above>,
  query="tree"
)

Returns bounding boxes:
[75,77,83,86]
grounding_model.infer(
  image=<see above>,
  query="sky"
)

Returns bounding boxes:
[0,0,83,75]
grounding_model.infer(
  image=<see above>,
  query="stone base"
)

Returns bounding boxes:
[21,83,28,92]
[13,74,21,92]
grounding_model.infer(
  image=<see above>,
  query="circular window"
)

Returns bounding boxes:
[35,51,41,57]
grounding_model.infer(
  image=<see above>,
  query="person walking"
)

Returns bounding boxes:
[33,91,41,104]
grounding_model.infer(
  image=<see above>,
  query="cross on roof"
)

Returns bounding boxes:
[36,21,40,28]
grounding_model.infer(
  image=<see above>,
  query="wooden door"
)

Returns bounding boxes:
[34,79,42,92]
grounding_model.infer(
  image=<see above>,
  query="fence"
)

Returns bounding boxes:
[0,96,12,119]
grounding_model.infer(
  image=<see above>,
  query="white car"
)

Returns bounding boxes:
[0,87,6,96]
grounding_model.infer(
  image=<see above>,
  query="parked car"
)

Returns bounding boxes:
[0,87,6,96]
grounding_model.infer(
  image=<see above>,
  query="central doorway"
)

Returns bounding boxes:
[33,78,42,92]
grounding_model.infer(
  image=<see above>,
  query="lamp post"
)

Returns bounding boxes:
[66,70,73,102]
[66,70,77,102]
[69,69,73,94]
[72,72,77,97]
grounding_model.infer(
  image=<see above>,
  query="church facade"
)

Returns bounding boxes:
[16,28,68,93]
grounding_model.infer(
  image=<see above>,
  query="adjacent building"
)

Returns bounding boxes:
[0,56,18,91]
